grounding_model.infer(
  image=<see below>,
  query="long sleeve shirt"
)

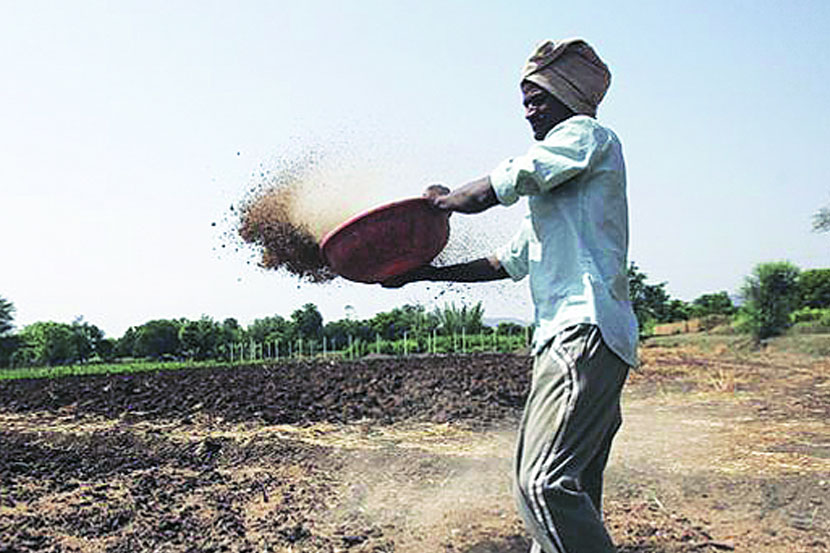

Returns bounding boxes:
[490,115,638,366]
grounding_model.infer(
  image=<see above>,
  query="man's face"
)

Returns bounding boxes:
[521,81,572,140]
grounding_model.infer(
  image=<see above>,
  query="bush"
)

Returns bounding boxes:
[790,321,830,334]
[740,261,801,340]
[787,307,830,333]
[798,269,830,309]
[790,307,827,323]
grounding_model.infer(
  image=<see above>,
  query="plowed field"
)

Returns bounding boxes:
[1,345,828,552]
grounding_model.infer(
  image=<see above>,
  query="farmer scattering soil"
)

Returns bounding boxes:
[385,38,638,553]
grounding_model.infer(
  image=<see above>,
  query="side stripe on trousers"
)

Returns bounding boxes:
[529,335,576,553]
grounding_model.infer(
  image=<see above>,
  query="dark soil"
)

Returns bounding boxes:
[0,354,530,426]
[1,348,828,552]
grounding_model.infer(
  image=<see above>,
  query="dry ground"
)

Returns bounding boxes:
[1,339,828,552]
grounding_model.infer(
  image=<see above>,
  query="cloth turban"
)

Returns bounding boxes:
[521,38,611,117]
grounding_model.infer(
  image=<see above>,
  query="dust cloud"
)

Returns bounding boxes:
[339,427,520,552]
[236,151,386,282]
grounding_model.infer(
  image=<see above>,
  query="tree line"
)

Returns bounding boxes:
[0,300,524,368]
[630,261,830,341]
[2,261,828,368]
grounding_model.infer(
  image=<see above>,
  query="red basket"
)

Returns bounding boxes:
[320,197,450,283]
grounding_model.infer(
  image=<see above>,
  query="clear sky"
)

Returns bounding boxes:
[2,1,829,338]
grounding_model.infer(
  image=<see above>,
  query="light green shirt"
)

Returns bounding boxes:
[491,115,638,366]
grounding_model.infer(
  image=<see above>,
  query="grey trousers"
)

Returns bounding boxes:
[514,324,630,553]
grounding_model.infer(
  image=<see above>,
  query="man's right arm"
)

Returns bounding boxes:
[381,256,508,288]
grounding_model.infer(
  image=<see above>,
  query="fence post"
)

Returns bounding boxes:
[376,333,380,355]
[403,331,408,356]
[349,335,353,360]
[462,327,466,354]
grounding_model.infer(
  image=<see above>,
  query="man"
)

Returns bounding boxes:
[384,38,638,552]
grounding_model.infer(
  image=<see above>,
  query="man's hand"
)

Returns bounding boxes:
[423,177,498,214]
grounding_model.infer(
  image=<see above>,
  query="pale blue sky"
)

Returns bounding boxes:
[2,1,829,337]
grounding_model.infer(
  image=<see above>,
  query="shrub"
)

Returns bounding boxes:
[790,307,827,323]
[739,261,801,340]
[798,269,830,309]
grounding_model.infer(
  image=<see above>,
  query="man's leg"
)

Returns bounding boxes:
[583,406,622,514]
[514,325,628,553]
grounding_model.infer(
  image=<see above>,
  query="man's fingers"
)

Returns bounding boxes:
[423,183,451,199]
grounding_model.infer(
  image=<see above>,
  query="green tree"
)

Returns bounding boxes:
[246,315,291,343]
[179,317,223,360]
[740,261,801,340]
[70,318,105,363]
[0,334,20,368]
[133,319,181,359]
[220,318,243,353]
[291,303,323,341]
[689,291,736,318]
[0,296,14,336]
[18,322,78,366]
[629,263,671,332]
[497,321,525,335]
[369,304,433,340]
[432,302,485,335]
[813,205,830,232]
[116,326,138,358]
[324,318,371,348]
[0,296,17,368]
[96,337,117,362]
[798,269,830,309]
[665,299,691,322]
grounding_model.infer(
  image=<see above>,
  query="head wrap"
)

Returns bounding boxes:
[521,38,611,117]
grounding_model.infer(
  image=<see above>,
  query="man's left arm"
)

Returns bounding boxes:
[381,256,508,288]
[427,176,499,214]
